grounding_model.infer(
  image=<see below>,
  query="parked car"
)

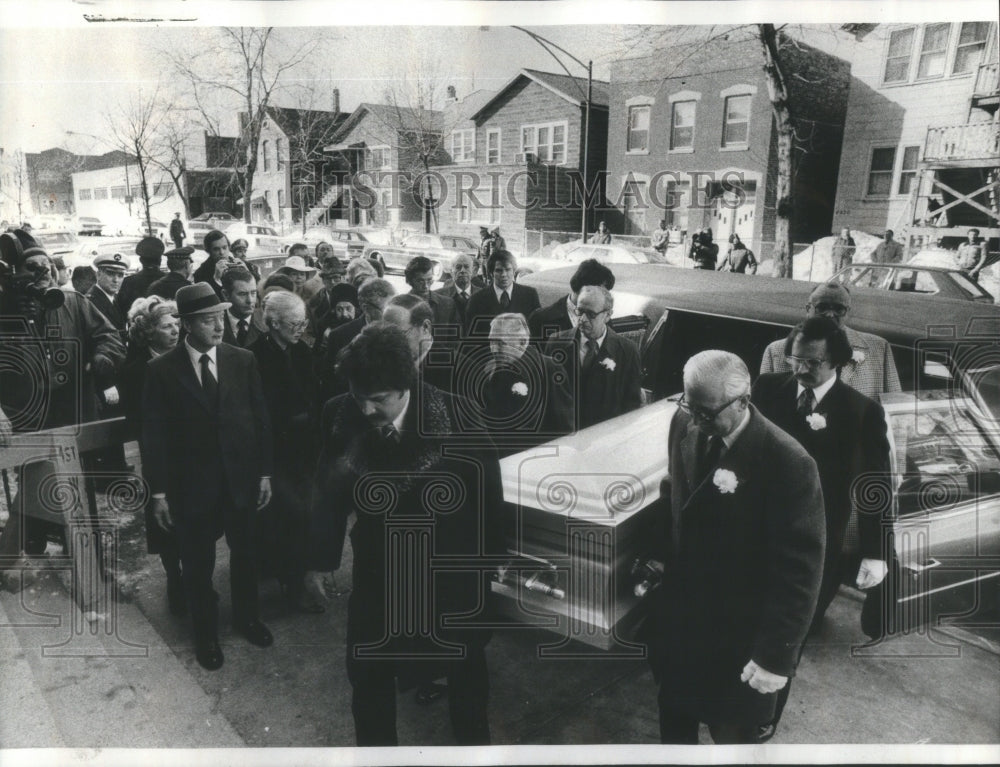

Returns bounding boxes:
[280,226,370,261]
[223,222,284,258]
[64,237,140,273]
[832,263,994,303]
[74,216,104,236]
[362,232,478,278]
[511,264,1000,640]
[192,211,236,223]
[186,220,215,247]
[32,229,81,256]
[517,242,654,277]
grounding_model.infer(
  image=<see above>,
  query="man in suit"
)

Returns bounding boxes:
[316,277,396,399]
[192,230,234,297]
[116,236,166,314]
[484,313,572,455]
[147,247,194,300]
[871,229,904,266]
[760,282,901,399]
[141,282,274,671]
[647,350,825,744]
[405,255,458,328]
[528,259,615,343]
[383,294,455,393]
[464,250,540,337]
[304,323,500,746]
[220,267,265,348]
[434,253,481,328]
[751,317,893,741]
[545,285,641,430]
[87,252,129,334]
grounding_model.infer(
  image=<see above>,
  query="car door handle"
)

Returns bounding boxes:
[908,557,942,573]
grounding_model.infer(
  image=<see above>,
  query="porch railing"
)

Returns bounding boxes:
[924,122,1000,162]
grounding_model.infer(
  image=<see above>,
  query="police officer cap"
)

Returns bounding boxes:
[94,252,130,271]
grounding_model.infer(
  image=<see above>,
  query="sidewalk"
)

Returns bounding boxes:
[2,535,998,751]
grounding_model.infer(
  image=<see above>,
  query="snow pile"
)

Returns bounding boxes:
[792,231,883,282]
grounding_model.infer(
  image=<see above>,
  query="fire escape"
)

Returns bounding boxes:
[901,53,1000,253]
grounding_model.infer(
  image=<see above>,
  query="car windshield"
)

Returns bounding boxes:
[36,231,78,247]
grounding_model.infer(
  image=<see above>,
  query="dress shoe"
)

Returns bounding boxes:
[756,723,777,743]
[236,619,274,648]
[195,639,224,671]
[286,589,325,615]
[415,681,448,706]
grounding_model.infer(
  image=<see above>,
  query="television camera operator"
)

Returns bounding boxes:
[0,229,126,562]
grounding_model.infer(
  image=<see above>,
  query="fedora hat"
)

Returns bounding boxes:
[174,282,231,317]
[282,255,315,274]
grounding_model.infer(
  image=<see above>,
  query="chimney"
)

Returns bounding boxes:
[446,85,457,103]
[332,88,340,115]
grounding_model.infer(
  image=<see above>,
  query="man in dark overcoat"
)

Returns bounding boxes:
[464,250,540,337]
[646,350,825,744]
[141,282,274,671]
[305,322,501,746]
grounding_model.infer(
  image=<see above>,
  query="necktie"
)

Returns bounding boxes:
[459,290,469,302]
[697,436,723,485]
[499,291,510,310]
[199,353,218,404]
[237,319,248,346]
[380,424,401,444]
[797,387,815,417]
[582,339,598,369]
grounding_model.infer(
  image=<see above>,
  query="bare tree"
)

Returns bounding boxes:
[147,111,198,218]
[105,88,168,234]
[170,28,320,223]
[1,149,30,224]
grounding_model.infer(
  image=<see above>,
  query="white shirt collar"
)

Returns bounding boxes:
[184,337,217,383]
[392,390,411,433]
[722,407,752,449]
[797,374,837,407]
[494,284,511,302]
[566,295,580,328]
[227,309,250,334]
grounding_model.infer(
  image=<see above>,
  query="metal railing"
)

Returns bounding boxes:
[924,122,1000,162]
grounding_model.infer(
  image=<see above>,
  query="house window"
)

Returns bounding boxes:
[110,185,127,200]
[897,146,921,195]
[916,23,951,79]
[278,188,286,207]
[866,147,896,196]
[78,188,92,201]
[458,175,501,225]
[94,187,109,200]
[486,129,501,164]
[264,190,272,215]
[451,129,475,163]
[368,145,391,170]
[520,121,568,164]
[262,140,270,172]
[883,27,915,83]
[953,22,991,74]
[626,105,650,152]
[722,94,751,147]
[275,138,285,170]
[670,101,696,151]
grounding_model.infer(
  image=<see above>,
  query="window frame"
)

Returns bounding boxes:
[883,26,916,84]
[626,104,651,154]
[865,145,897,198]
[368,145,392,171]
[897,145,921,196]
[669,100,697,153]
[262,139,271,172]
[450,129,476,163]
[721,94,752,149]
[952,21,991,75]
[915,22,952,81]
[519,120,569,165]
[457,173,501,225]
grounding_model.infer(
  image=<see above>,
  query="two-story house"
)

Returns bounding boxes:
[432,68,610,245]
[323,102,448,230]
[245,103,348,227]
[606,29,850,256]
[832,21,999,253]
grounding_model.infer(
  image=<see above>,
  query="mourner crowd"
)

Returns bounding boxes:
[0,224,900,746]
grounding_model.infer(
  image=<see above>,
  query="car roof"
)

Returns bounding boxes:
[520,264,1000,346]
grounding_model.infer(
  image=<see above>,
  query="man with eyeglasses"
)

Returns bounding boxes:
[751,317,893,742]
[528,259,616,344]
[644,350,824,745]
[759,282,900,399]
[545,285,641,430]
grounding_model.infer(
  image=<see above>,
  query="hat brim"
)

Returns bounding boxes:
[173,301,231,318]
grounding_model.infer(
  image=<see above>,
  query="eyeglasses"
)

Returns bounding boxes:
[786,355,830,369]
[677,393,745,422]
[574,307,608,321]
[809,302,848,317]
[281,319,308,331]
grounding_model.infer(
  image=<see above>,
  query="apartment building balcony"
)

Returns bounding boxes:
[923,121,1000,168]
[972,61,999,113]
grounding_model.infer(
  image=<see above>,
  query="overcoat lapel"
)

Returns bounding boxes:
[169,345,213,412]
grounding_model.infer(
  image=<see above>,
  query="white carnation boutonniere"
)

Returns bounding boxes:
[805,412,827,431]
[713,468,739,494]
[511,382,528,397]
[851,349,866,365]
[600,358,616,372]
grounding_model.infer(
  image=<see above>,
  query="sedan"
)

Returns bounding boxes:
[193,211,236,223]
[222,222,284,257]
[516,242,653,277]
[32,229,81,256]
[281,226,370,261]
[832,263,994,302]
[64,237,140,272]
[363,232,478,278]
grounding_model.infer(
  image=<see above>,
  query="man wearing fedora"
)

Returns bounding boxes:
[116,236,166,314]
[141,282,274,670]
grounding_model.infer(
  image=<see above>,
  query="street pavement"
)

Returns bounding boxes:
[2,494,998,757]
